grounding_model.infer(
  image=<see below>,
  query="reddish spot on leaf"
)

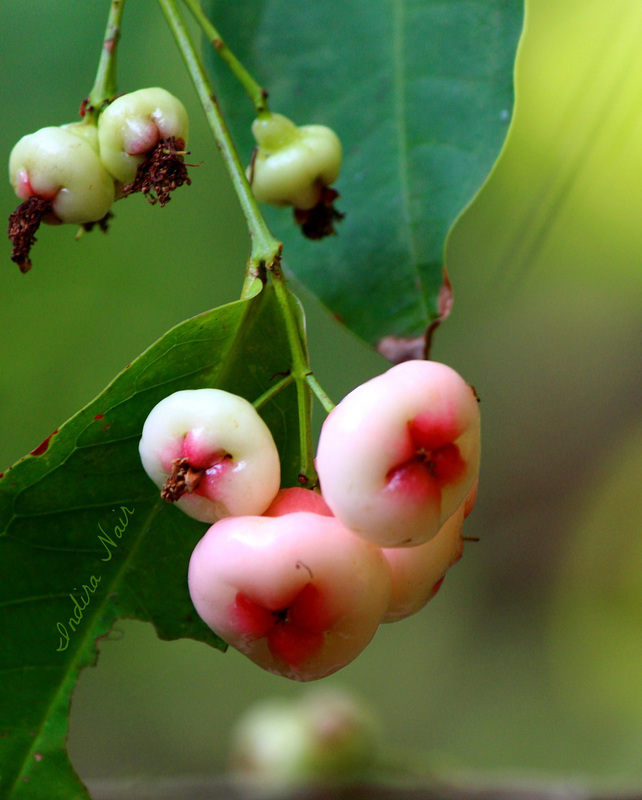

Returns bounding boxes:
[424,269,454,357]
[30,430,58,456]
[94,414,105,420]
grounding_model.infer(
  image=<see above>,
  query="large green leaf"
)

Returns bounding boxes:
[0,282,308,799]
[207,0,523,349]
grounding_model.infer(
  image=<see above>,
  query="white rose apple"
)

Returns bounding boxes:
[230,689,381,781]
[139,388,280,523]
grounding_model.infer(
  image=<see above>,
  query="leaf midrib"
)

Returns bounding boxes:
[7,496,164,798]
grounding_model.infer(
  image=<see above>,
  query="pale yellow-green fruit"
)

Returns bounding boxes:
[61,121,100,151]
[230,689,381,783]
[249,113,342,209]
[97,87,189,183]
[251,112,299,150]
[9,125,115,224]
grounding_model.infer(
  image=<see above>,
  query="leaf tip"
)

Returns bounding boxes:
[376,335,426,364]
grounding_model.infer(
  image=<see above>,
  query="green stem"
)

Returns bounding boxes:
[180,0,269,116]
[157,0,279,298]
[269,263,318,485]
[159,0,321,486]
[306,373,336,414]
[85,0,125,122]
[252,373,295,411]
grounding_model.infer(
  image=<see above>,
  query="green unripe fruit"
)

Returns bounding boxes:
[230,689,381,782]
[249,113,342,210]
[98,87,189,184]
[9,125,115,224]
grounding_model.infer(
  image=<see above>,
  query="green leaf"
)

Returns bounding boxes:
[0,282,307,799]
[207,0,523,349]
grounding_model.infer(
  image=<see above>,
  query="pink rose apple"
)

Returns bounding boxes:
[382,503,465,623]
[316,360,481,547]
[463,478,479,518]
[188,512,391,681]
[263,487,333,517]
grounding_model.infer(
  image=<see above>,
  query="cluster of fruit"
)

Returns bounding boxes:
[139,359,481,681]
[7,87,189,272]
[8,87,344,270]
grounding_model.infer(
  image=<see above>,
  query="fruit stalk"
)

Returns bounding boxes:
[306,372,336,414]
[181,0,269,116]
[85,0,126,122]
[158,0,279,297]
[158,0,326,485]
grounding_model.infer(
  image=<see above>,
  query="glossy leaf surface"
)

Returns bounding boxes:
[208,0,523,349]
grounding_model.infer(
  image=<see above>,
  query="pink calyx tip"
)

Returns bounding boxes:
[232,584,331,667]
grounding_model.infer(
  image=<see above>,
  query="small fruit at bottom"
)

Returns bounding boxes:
[229,688,381,782]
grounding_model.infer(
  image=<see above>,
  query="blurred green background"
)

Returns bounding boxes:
[2,0,641,787]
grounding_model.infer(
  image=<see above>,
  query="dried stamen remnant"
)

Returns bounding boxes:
[294,187,344,240]
[7,196,53,273]
[81,211,113,234]
[161,457,204,503]
[122,136,191,206]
